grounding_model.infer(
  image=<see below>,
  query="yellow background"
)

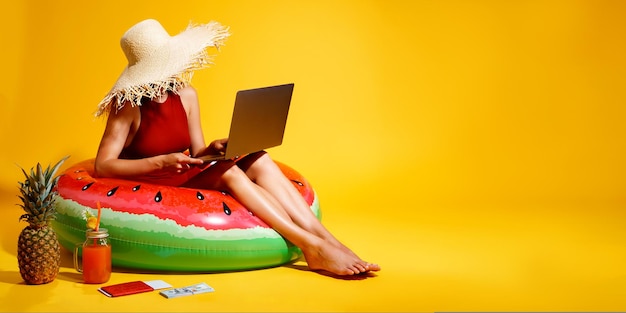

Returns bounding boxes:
[1,0,625,311]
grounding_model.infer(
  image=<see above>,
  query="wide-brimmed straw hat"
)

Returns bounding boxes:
[95,19,230,116]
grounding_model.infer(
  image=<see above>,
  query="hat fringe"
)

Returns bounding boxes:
[95,21,230,117]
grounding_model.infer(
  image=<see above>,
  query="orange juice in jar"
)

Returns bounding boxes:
[74,228,111,284]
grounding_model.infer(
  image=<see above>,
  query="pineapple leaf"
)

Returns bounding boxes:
[16,156,70,225]
[37,163,44,188]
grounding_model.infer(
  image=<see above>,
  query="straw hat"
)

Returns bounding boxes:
[95,19,230,116]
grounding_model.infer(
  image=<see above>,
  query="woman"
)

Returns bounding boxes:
[94,19,379,276]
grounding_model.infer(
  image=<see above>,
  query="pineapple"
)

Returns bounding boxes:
[16,156,68,285]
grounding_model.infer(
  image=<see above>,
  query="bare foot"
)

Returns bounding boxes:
[326,239,381,272]
[302,240,380,275]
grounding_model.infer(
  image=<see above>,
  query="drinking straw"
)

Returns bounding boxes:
[95,201,102,231]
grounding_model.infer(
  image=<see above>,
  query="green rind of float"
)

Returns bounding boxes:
[52,192,321,272]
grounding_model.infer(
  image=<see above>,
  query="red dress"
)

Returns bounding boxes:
[120,93,202,186]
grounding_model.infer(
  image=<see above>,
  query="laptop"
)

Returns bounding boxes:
[199,83,294,162]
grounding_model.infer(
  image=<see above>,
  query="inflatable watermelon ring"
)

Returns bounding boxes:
[51,158,320,272]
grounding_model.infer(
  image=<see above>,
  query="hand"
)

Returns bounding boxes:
[208,138,228,155]
[159,152,204,174]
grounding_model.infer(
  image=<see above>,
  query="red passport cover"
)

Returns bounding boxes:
[99,281,154,297]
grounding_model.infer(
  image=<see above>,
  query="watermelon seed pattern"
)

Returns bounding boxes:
[222,202,231,215]
[107,186,119,197]
[82,182,94,191]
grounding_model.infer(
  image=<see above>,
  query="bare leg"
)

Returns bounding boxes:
[237,153,378,265]
[183,157,379,275]
[240,153,380,273]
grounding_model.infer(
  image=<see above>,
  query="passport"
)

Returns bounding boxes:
[98,280,172,297]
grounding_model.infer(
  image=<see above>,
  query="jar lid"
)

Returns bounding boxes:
[86,228,109,238]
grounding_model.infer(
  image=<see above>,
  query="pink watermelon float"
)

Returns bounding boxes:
[52,158,320,272]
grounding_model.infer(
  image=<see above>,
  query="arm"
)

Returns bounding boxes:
[94,101,201,178]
